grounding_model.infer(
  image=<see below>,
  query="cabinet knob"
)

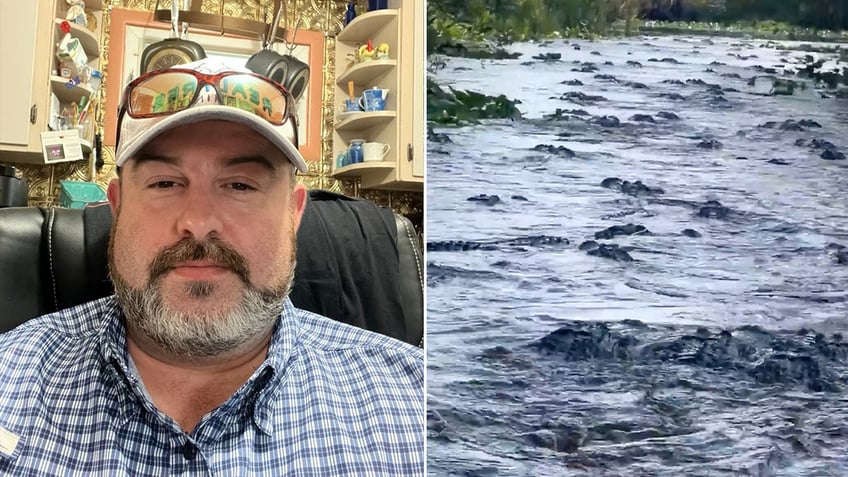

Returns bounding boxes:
[30,105,38,124]
[407,143,413,162]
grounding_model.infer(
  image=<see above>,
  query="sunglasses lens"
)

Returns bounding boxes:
[217,74,288,125]
[128,72,199,116]
[126,72,291,126]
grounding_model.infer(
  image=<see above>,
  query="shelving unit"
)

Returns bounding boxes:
[0,0,103,165]
[337,9,398,42]
[332,161,396,178]
[50,76,94,104]
[53,18,100,57]
[336,59,397,87]
[330,1,423,191]
[334,111,397,132]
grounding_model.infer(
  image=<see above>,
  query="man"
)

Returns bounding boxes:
[0,60,424,475]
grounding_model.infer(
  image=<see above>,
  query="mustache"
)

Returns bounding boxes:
[149,236,250,285]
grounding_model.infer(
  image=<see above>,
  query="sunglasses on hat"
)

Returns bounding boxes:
[116,69,299,148]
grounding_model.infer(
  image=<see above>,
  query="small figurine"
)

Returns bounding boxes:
[66,0,87,27]
[344,3,356,26]
[375,42,390,60]
[357,39,376,62]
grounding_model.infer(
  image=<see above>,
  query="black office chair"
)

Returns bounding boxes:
[0,190,423,347]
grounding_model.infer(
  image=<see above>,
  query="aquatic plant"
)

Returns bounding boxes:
[426,77,523,125]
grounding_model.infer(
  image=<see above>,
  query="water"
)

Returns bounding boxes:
[427,35,848,476]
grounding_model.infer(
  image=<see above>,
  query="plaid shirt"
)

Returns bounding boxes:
[0,297,424,476]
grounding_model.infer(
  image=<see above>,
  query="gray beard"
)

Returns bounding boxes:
[108,222,296,359]
[112,268,293,359]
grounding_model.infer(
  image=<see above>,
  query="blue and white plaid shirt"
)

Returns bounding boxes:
[0,297,424,476]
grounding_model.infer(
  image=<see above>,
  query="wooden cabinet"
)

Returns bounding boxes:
[0,0,103,165]
[331,0,424,191]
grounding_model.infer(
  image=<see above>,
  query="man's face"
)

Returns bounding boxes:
[107,119,307,357]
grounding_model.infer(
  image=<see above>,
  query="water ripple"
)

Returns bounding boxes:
[428,35,848,475]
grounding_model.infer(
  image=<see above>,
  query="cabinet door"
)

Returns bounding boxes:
[0,0,40,147]
[410,0,424,179]
[393,0,424,184]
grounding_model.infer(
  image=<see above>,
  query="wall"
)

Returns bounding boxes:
[16,0,423,232]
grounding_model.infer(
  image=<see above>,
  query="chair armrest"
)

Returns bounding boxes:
[394,214,423,347]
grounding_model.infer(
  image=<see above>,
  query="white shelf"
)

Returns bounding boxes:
[334,111,396,132]
[332,161,396,178]
[338,9,398,43]
[337,59,397,87]
[50,76,94,104]
[54,18,100,58]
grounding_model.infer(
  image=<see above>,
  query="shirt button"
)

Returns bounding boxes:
[181,442,196,460]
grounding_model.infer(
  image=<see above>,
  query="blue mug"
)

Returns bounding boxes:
[342,98,362,112]
[359,88,388,111]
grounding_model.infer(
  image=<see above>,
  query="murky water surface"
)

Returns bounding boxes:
[427,35,848,476]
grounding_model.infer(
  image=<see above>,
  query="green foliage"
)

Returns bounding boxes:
[426,0,847,47]
[721,0,848,31]
[427,0,621,45]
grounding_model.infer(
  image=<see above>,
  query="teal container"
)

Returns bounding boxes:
[59,180,106,209]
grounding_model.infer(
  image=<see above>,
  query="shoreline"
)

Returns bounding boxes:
[628,23,848,44]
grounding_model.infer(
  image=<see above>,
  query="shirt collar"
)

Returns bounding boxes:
[96,296,303,436]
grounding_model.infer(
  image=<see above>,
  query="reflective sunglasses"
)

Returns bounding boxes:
[116,69,298,146]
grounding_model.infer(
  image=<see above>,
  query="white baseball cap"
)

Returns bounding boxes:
[115,59,307,173]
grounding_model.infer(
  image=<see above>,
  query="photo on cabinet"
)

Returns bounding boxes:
[425,1,848,474]
[0,1,424,475]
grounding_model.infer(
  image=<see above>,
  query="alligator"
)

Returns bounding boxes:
[590,115,621,128]
[466,194,501,206]
[579,241,635,262]
[647,198,736,220]
[630,114,656,123]
[759,118,822,130]
[601,177,665,197]
[557,91,608,105]
[698,200,732,219]
[594,74,618,82]
[531,52,561,61]
[594,224,651,240]
[822,149,846,160]
[656,111,680,120]
[532,144,576,157]
[528,322,847,392]
[427,235,570,252]
[697,138,723,150]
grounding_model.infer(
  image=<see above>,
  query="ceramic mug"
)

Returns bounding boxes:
[363,142,390,162]
[340,98,362,113]
[359,88,389,111]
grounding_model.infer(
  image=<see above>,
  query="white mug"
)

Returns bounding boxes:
[363,142,391,162]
